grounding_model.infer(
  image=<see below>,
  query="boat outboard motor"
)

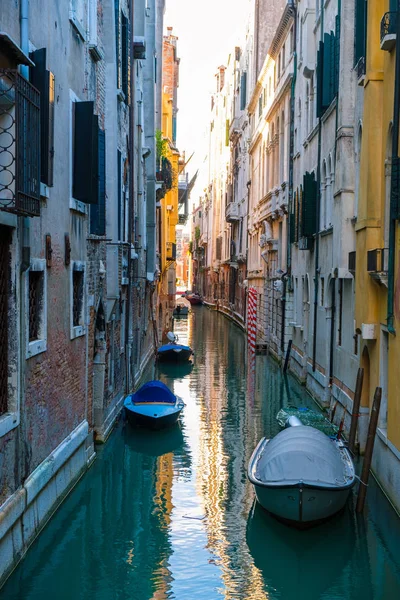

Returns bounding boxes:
[285,415,303,428]
[167,331,177,344]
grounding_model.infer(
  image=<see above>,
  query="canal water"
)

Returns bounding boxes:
[2,308,400,599]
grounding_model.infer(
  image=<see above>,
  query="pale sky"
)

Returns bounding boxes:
[164,0,251,185]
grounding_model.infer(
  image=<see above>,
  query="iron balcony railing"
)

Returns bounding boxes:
[381,11,398,44]
[356,56,366,83]
[0,69,40,217]
[166,242,176,261]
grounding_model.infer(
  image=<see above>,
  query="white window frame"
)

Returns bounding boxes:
[70,261,86,339]
[69,0,87,41]
[26,258,47,359]
[0,229,20,437]
[69,90,87,214]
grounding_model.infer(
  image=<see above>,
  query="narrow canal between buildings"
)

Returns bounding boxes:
[2,308,400,600]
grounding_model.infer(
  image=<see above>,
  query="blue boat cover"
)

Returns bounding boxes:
[131,380,176,404]
[157,343,192,353]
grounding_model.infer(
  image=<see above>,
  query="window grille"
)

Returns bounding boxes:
[73,270,84,327]
[29,270,43,341]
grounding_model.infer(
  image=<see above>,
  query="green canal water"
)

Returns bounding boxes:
[2,308,400,599]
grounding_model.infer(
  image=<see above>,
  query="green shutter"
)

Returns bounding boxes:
[334,16,340,95]
[302,172,317,238]
[225,119,230,146]
[115,0,121,88]
[322,33,332,110]
[316,42,324,118]
[290,211,295,244]
[354,0,366,65]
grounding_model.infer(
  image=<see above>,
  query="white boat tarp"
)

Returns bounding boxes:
[255,426,349,488]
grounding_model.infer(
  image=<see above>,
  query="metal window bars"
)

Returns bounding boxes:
[0,69,40,217]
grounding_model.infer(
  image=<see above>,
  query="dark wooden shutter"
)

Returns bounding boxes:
[240,72,247,110]
[121,13,130,103]
[30,48,55,186]
[302,172,317,238]
[73,101,99,204]
[334,16,340,96]
[115,0,121,89]
[322,33,332,110]
[117,149,122,239]
[316,41,324,118]
[354,0,366,65]
[90,129,106,235]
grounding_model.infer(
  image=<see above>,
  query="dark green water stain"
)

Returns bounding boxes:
[2,309,400,599]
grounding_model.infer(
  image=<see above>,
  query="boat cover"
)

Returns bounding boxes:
[157,343,192,353]
[132,381,176,404]
[255,426,350,488]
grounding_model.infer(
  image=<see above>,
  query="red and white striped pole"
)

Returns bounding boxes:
[247,287,257,353]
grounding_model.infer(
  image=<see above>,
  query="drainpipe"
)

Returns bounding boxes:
[387,2,400,335]
[312,3,324,371]
[287,0,297,277]
[20,0,31,271]
[328,0,341,382]
[125,0,135,393]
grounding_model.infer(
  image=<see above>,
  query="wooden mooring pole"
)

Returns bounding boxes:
[356,386,382,514]
[283,339,292,373]
[348,367,364,455]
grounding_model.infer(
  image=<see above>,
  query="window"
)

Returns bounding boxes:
[90,128,106,235]
[30,49,55,187]
[71,262,85,338]
[72,100,100,207]
[354,0,367,66]
[0,228,11,415]
[26,259,47,358]
[320,278,325,306]
[240,72,247,110]
[337,279,343,346]
[121,12,131,103]
[69,0,87,40]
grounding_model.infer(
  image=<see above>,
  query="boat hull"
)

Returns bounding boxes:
[125,402,184,430]
[252,482,352,528]
[157,348,193,362]
[186,296,202,305]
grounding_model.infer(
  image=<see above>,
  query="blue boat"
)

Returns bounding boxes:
[156,333,193,363]
[124,381,184,430]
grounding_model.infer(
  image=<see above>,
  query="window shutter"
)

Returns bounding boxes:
[117,149,122,239]
[115,0,121,89]
[316,41,324,118]
[30,48,55,186]
[240,72,247,110]
[73,101,99,204]
[90,128,106,235]
[302,172,317,238]
[335,16,340,95]
[290,211,295,244]
[354,0,366,65]
[225,119,230,146]
[322,33,332,110]
[121,13,130,103]
[330,32,336,100]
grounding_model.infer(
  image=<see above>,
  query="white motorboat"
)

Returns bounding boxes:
[248,425,356,528]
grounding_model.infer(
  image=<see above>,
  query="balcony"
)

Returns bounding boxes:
[367,247,388,287]
[381,12,397,52]
[166,242,176,261]
[226,201,240,222]
[356,56,366,86]
[0,70,40,216]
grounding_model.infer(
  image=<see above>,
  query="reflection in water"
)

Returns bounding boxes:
[2,307,400,599]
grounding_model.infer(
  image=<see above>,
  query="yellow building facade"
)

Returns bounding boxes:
[356,0,400,510]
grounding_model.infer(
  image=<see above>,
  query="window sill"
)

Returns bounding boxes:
[89,44,104,62]
[69,13,86,42]
[69,198,87,214]
[40,182,50,199]
[27,339,47,359]
[71,325,86,340]
[0,412,19,438]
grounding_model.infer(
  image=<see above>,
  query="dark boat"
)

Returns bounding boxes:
[157,333,193,363]
[124,381,184,430]
[173,304,189,316]
[186,293,203,305]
